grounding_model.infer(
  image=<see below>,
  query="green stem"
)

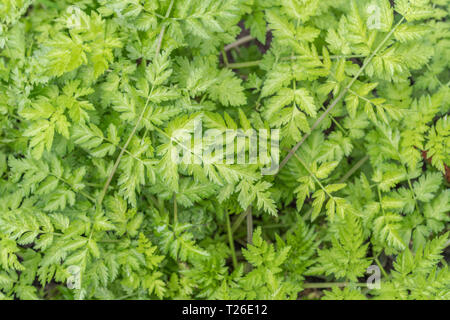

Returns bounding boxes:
[292,152,335,200]
[348,88,372,104]
[303,282,368,289]
[82,130,146,165]
[224,34,255,51]
[380,124,421,213]
[227,60,262,69]
[399,160,420,213]
[225,54,368,69]
[302,155,370,220]
[155,0,175,55]
[257,223,289,229]
[226,212,238,269]
[173,192,178,225]
[377,186,386,215]
[245,207,253,273]
[153,126,204,164]
[231,206,252,233]
[97,94,152,207]
[48,172,95,203]
[222,49,229,67]
[338,155,369,183]
[246,207,253,245]
[375,257,389,278]
[225,54,368,70]
[319,104,347,134]
[278,17,405,173]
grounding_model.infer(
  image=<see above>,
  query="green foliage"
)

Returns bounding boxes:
[0,0,448,300]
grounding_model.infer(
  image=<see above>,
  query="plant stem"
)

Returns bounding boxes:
[173,192,178,225]
[303,282,368,289]
[231,206,252,233]
[375,257,389,278]
[277,17,405,173]
[377,186,386,215]
[224,34,255,51]
[245,207,253,273]
[153,126,204,164]
[81,129,146,165]
[286,54,367,61]
[155,0,175,55]
[302,155,370,220]
[319,105,347,135]
[224,54,367,69]
[227,60,262,69]
[97,95,152,207]
[338,155,369,183]
[292,152,335,200]
[398,159,420,213]
[221,49,229,67]
[48,172,95,203]
[247,207,253,245]
[256,223,290,229]
[226,212,238,269]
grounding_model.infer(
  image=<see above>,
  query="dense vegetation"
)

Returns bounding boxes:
[0,0,449,300]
